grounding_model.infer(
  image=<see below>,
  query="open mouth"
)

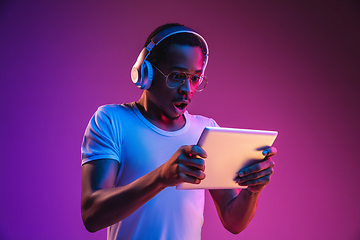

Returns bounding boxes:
[174,102,188,110]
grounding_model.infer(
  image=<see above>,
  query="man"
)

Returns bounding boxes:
[81,23,276,240]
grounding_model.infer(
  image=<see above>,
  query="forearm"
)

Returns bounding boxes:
[212,188,260,234]
[81,167,165,232]
[225,189,260,233]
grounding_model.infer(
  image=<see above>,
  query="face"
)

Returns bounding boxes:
[147,44,204,120]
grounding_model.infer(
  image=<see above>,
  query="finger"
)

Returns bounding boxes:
[235,167,274,185]
[262,146,277,157]
[178,152,206,170]
[179,145,207,170]
[237,174,272,187]
[182,145,207,158]
[178,164,206,182]
[237,158,275,177]
[179,172,203,184]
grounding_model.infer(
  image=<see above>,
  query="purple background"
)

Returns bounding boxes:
[1,0,359,239]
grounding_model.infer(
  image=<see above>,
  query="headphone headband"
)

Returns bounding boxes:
[131,26,209,89]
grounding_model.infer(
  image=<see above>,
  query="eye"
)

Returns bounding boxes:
[190,75,201,83]
[169,72,186,82]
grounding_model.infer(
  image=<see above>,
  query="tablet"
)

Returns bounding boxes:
[176,127,278,190]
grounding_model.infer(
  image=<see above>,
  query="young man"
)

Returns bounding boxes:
[81,23,276,240]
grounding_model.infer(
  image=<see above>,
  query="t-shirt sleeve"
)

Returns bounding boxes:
[81,106,121,165]
[210,118,220,128]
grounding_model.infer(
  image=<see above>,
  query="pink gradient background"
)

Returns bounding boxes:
[1,0,359,239]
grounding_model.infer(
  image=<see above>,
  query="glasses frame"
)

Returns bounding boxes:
[153,65,207,92]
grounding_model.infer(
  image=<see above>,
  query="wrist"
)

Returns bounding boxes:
[245,187,259,196]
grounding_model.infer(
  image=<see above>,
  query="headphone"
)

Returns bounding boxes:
[131,26,209,90]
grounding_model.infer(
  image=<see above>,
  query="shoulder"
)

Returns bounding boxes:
[98,103,133,114]
[186,112,219,127]
[87,103,137,131]
[95,103,135,119]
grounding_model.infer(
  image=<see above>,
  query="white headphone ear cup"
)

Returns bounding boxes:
[141,60,153,89]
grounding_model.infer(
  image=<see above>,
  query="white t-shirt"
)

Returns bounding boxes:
[81,102,218,240]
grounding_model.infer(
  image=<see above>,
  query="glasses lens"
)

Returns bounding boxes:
[167,72,186,88]
[195,76,207,92]
[166,71,207,91]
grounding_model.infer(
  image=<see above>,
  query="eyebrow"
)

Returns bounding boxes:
[169,66,202,73]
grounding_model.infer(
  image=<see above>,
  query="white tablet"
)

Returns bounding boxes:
[176,127,278,190]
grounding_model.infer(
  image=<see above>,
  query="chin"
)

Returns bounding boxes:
[161,109,181,121]
[168,110,184,120]
[172,114,183,120]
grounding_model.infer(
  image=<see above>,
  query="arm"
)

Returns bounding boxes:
[209,147,277,234]
[81,145,207,232]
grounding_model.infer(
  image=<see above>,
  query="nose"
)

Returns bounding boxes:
[179,77,194,94]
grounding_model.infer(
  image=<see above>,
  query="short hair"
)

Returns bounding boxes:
[144,23,207,65]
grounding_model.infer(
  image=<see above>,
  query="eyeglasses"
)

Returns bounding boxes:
[153,65,207,92]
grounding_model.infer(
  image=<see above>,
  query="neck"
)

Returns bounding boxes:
[136,93,186,131]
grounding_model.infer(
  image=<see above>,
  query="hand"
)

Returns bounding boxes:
[158,145,207,187]
[235,147,277,194]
